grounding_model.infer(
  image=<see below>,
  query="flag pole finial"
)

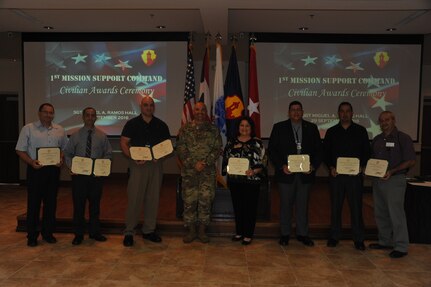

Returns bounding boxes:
[230,34,238,48]
[188,32,194,50]
[215,33,222,42]
[205,32,211,47]
[249,33,257,45]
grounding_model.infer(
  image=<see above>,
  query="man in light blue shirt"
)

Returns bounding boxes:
[16,103,68,247]
[64,107,112,245]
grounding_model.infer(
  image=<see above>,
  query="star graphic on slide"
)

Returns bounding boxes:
[371,95,393,111]
[135,72,147,86]
[345,62,364,73]
[71,53,88,64]
[94,53,112,64]
[366,75,380,88]
[324,55,342,66]
[367,118,381,138]
[247,98,260,116]
[115,60,133,71]
[301,56,318,66]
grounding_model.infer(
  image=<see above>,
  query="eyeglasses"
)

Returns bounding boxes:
[142,104,155,107]
[40,110,54,115]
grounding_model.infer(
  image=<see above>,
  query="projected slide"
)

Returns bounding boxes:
[24,40,186,136]
[256,42,422,140]
[45,42,166,135]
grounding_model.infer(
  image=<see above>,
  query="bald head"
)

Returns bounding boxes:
[140,96,155,119]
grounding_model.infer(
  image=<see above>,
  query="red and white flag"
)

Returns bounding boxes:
[248,44,261,137]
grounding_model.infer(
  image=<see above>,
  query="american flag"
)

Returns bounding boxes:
[181,46,196,126]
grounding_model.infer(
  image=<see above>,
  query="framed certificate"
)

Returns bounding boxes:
[365,159,388,178]
[37,147,61,166]
[130,146,152,161]
[93,159,111,177]
[71,156,93,175]
[227,158,249,176]
[152,139,174,160]
[336,157,360,175]
[288,154,310,173]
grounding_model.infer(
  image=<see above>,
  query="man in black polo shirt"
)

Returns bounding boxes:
[120,96,170,247]
[323,102,370,250]
[368,111,415,258]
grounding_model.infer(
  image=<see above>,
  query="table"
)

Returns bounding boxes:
[405,182,431,244]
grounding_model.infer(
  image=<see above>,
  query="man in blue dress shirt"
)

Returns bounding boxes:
[16,103,68,247]
[64,107,112,245]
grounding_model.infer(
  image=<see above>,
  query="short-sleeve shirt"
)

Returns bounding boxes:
[371,128,415,175]
[15,120,68,160]
[121,115,170,147]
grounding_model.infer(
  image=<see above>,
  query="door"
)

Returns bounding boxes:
[0,94,19,183]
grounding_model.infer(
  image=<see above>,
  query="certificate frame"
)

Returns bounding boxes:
[288,154,310,173]
[152,139,174,160]
[36,147,61,166]
[130,146,152,161]
[227,158,249,176]
[93,159,111,177]
[71,156,93,176]
[365,159,388,178]
[336,157,360,175]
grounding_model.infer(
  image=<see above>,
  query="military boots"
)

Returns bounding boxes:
[198,224,210,243]
[183,224,197,243]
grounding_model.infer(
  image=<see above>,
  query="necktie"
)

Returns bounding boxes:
[85,130,92,158]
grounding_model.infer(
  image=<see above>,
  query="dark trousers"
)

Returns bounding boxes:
[329,175,365,242]
[279,175,312,237]
[26,165,60,239]
[72,175,103,236]
[229,181,260,238]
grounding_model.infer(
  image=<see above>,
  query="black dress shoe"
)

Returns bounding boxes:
[242,238,252,245]
[389,250,408,258]
[231,235,243,242]
[297,235,314,247]
[327,238,338,247]
[142,232,162,243]
[72,235,83,245]
[354,241,366,251]
[279,235,290,246]
[42,235,57,244]
[123,235,134,247]
[369,243,393,250]
[27,238,38,247]
[90,234,107,242]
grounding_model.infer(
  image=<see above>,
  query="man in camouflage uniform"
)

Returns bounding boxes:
[176,102,222,243]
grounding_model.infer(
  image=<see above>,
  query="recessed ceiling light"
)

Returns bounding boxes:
[299,27,309,31]
[43,26,54,30]
[386,28,397,32]
[156,25,166,29]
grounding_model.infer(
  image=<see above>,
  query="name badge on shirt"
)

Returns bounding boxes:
[386,142,395,148]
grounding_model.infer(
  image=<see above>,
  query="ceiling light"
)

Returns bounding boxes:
[386,28,397,32]
[156,25,166,29]
[43,26,54,30]
[299,27,309,31]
